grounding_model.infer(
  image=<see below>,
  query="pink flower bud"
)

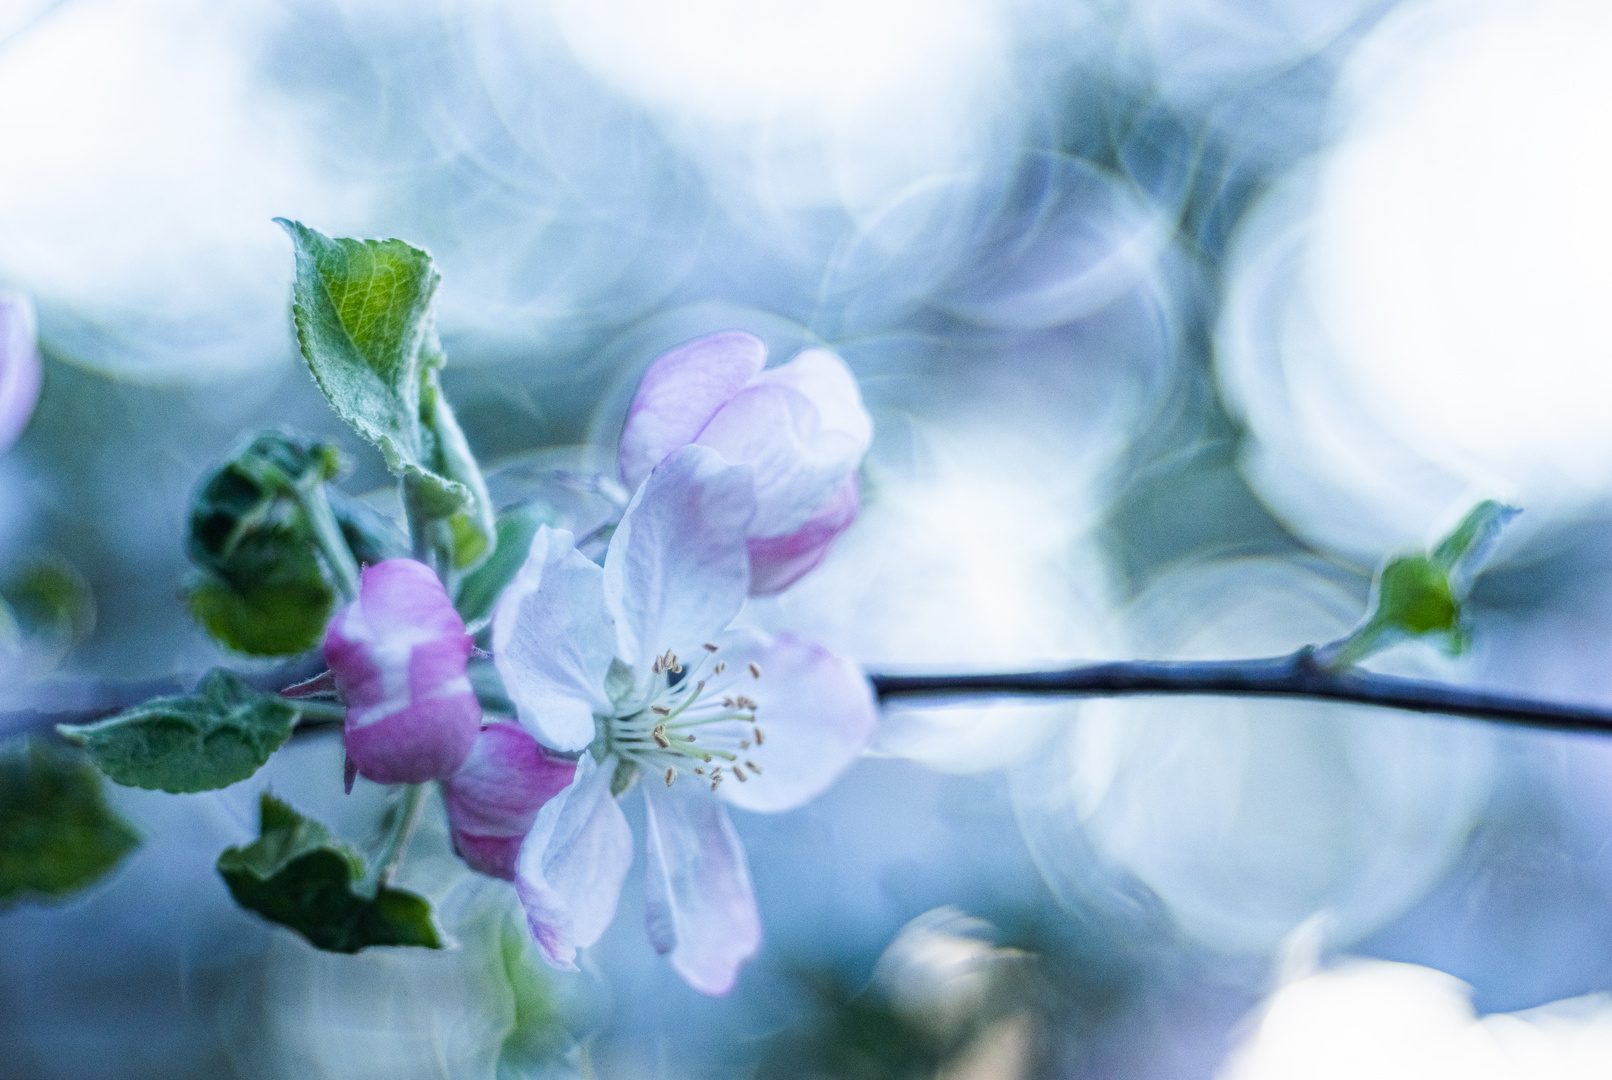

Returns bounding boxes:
[619,331,871,593]
[0,294,43,453]
[325,559,480,785]
[443,722,577,880]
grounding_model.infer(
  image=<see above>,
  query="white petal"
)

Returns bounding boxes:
[697,383,865,536]
[604,444,755,681]
[493,526,616,751]
[750,348,873,452]
[514,754,634,971]
[709,630,878,813]
[642,779,761,996]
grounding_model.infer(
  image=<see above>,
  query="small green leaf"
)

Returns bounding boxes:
[277,219,468,513]
[186,431,369,655]
[217,793,442,954]
[1431,499,1520,584]
[420,358,496,572]
[1373,555,1459,636]
[1,556,95,655]
[58,670,298,793]
[0,739,139,908]
[455,504,556,625]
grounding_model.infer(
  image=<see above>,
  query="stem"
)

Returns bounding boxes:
[869,647,1612,737]
[287,699,346,725]
[371,783,426,889]
[295,482,361,602]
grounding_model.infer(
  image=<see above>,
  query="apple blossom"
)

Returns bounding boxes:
[325,559,481,785]
[494,444,878,994]
[618,331,872,595]
[442,722,576,880]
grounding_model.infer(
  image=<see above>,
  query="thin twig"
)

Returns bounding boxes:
[869,647,1612,737]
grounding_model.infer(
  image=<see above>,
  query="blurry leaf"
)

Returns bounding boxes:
[1431,499,1519,586]
[1,556,94,653]
[218,793,442,953]
[1325,500,1519,667]
[456,504,556,625]
[329,488,410,567]
[420,340,495,572]
[0,739,139,908]
[277,219,468,515]
[496,904,573,1074]
[185,431,363,656]
[58,670,299,793]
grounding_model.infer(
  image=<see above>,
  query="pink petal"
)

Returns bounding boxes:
[642,779,761,996]
[710,630,877,814]
[493,527,618,751]
[515,754,634,971]
[604,444,755,682]
[325,559,480,784]
[747,474,860,595]
[696,383,864,537]
[444,722,577,880]
[0,294,42,453]
[618,331,767,492]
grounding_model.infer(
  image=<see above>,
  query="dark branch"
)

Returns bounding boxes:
[868,647,1612,737]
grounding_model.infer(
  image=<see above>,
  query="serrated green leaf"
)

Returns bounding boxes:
[59,670,298,793]
[218,793,442,954]
[277,219,468,514]
[455,504,556,625]
[0,739,139,907]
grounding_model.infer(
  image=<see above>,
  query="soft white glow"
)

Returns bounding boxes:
[1220,960,1612,1080]
[1219,0,1612,560]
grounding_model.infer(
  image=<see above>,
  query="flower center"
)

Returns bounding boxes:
[603,643,767,793]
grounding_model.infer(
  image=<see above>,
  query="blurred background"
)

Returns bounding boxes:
[3,0,1612,1076]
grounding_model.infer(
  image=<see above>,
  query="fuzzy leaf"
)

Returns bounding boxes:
[0,739,139,907]
[217,793,441,953]
[59,670,298,793]
[277,219,467,514]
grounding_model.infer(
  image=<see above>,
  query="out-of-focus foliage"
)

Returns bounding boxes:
[57,670,298,794]
[456,504,557,626]
[0,554,94,666]
[0,738,138,907]
[217,792,442,954]
[185,431,348,655]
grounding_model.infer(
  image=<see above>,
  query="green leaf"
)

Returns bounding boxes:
[455,504,556,625]
[420,356,496,572]
[217,793,442,954]
[1,556,95,654]
[277,219,468,514]
[58,670,298,793]
[186,431,362,655]
[1431,499,1520,585]
[329,489,409,567]
[0,739,139,908]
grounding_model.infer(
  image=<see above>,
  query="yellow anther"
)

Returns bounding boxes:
[748,662,761,679]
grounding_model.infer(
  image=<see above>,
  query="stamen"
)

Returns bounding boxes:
[735,695,758,711]
[722,696,736,708]
[652,656,663,675]
[710,779,721,792]
[733,766,748,782]
[685,734,696,742]
[694,767,705,775]
[745,760,762,774]
[665,767,676,787]
[754,727,765,745]
[714,662,726,675]
[653,726,670,749]
[740,739,751,750]
[749,662,762,678]
[651,705,671,716]
[703,643,719,652]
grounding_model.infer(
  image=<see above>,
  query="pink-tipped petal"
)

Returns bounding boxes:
[619,331,767,491]
[696,383,865,537]
[0,295,42,453]
[515,754,634,971]
[710,630,877,814]
[604,445,755,681]
[445,722,578,880]
[746,473,860,595]
[642,779,761,996]
[325,559,481,785]
[493,526,618,752]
